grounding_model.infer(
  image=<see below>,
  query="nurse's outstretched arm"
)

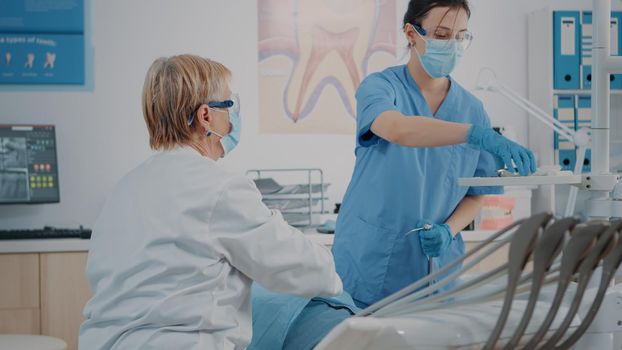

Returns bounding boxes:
[358,74,536,175]
[445,195,485,235]
[370,110,471,147]
[208,175,343,298]
[370,111,536,175]
[356,74,471,148]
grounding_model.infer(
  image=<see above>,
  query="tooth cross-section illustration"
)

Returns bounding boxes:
[259,0,397,125]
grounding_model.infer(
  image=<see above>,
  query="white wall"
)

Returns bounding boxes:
[0,0,617,229]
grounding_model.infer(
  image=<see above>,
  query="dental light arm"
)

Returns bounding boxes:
[475,68,590,217]
[476,71,572,142]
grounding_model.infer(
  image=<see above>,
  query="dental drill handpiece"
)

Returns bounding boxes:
[405,224,433,235]
[405,224,435,279]
[360,219,529,317]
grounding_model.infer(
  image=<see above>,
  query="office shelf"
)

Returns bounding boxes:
[553,89,622,95]
[247,168,330,227]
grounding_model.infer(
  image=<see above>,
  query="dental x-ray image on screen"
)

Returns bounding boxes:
[0,137,27,167]
[0,137,29,201]
[0,170,29,201]
[0,125,60,204]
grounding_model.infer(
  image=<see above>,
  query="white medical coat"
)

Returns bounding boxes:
[79,146,342,350]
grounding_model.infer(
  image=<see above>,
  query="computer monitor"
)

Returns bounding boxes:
[0,125,60,204]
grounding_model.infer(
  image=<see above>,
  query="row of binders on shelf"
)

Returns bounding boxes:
[554,10,622,90]
[553,94,591,172]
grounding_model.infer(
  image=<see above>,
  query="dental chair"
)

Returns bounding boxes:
[316,213,622,350]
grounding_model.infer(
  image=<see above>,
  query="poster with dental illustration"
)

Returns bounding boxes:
[258,0,398,134]
[0,34,84,84]
[0,0,84,85]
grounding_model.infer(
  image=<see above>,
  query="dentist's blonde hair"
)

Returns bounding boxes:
[142,54,231,150]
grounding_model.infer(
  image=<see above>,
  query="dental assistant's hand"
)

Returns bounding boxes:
[467,125,537,176]
[416,220,453,258]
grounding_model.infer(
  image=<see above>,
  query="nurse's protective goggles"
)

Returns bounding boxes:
[187,93,240,126]
[411,23,473,51]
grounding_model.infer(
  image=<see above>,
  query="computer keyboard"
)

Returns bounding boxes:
[0,226,92,240]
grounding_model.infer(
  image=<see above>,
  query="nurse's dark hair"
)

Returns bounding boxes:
[403,0,471,29]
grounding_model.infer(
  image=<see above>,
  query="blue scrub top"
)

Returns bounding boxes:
[332,65,502,306]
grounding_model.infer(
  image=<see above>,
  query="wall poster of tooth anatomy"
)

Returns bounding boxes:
[0,0,85,84]
[258,0,398,134]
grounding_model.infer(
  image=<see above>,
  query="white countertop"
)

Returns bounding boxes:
[0,238,90,254]
[0,230,335,254]
[0,229,502,254]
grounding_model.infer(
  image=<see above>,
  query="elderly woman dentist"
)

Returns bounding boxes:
[79,55,342,350]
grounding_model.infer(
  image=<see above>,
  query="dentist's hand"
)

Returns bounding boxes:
[417,220,453,258]
[467,125,537,176]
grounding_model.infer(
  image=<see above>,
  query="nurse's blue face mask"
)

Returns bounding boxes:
[188,93,241,157]
[409,23,471,78]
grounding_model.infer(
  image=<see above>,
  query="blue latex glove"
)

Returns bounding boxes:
[467,125,537,176]
[416,220,453,258]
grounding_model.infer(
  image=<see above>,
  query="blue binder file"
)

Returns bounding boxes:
[581,11,622,89]
[554,95,576,171]
[576,95,591,130]
[554,11,581,89]
[559,149,577,171]
[576,95,592,172]
[611,12,622,89]
[581,149,592,173]
[581,12,593,89]
[553,95,576,148]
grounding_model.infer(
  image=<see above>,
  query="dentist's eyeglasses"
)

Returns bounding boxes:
[410,23,473,51]
[208,93,240,115]
[188,93,240,126]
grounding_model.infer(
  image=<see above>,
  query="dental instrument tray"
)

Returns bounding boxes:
[247,168,329,227]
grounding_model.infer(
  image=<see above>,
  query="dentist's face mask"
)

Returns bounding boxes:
[410,23,471,78]
[188,93,241,157]
[217,105,240,156]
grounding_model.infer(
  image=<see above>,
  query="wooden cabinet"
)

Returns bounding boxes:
[0,254,40,334]
[0,254,40,309]
[40,253,91,350]
[0,309,40,334]
[0,252,91,350]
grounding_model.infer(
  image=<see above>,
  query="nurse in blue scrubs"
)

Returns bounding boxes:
[333,0,537,308]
